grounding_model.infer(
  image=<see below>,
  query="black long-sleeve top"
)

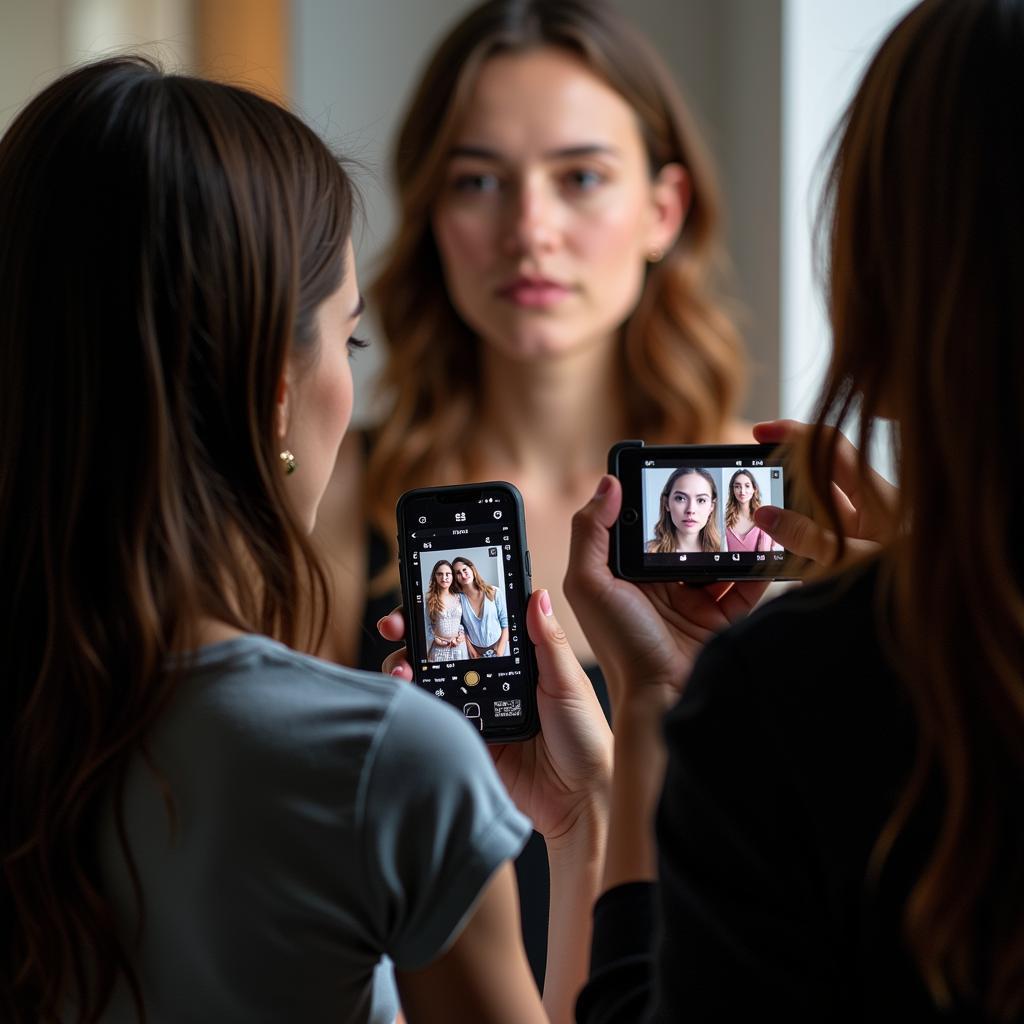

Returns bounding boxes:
[578,562,987,1022]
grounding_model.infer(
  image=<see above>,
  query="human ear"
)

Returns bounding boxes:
[646,162,690,256]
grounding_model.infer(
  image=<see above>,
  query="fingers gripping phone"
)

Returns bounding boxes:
[396,482,540,743]
[609,440,797,582]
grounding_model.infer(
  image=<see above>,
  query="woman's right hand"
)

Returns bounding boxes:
[751,419,898,564]
[565,476,767,717]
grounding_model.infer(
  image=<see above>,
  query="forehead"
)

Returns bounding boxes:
[453,47,644,160]
[672,474,710,493]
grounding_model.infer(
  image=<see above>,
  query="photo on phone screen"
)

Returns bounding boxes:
[610,442,795,581]
[397,482,539,743]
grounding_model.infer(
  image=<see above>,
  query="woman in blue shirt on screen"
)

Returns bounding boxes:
[452,557,509,657]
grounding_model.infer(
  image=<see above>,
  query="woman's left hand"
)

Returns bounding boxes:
[379,597,612,847]
[489,590,611,848]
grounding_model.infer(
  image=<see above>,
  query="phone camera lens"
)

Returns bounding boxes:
[622,508,639,526]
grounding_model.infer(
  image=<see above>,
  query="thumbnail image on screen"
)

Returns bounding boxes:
[641,464,784,562]
[419,544,511,663]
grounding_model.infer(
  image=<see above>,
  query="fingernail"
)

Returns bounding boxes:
[756,506,779,529]
[593,475,612,500]
[390,667,405,677]
[539,589,553,616]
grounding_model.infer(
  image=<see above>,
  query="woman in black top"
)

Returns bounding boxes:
[567,0,1024,1019]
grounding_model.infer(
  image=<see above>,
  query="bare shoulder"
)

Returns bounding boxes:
[311,430,368,666]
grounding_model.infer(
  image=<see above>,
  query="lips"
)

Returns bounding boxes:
[497,275,573,309]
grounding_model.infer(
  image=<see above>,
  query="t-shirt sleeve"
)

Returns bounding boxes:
[496,588,508,629]
[358,683,532,970]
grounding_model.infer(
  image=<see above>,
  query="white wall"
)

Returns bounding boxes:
[779,0,916,422]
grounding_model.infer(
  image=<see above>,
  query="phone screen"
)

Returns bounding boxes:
[398,483,538,742]
[641,456,786,569]
[611,443,794,581]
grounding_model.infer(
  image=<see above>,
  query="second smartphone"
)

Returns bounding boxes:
[396,482,540,743]
[609,440,796,582]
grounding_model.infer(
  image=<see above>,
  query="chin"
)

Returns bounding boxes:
[482,324,614,363]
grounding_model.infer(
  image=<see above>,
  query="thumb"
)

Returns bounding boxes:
[566,475,621,590]
[526,589,589,699]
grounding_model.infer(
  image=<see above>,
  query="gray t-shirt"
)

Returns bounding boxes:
[97,635,531,1023]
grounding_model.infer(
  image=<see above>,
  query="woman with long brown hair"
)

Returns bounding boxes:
[723,468,776,552]
[316,0,748,677]
[645,467,721,554]
[0,57,611,1024]
[425,559,469,660]
[452,556,509,657]
[315,0,748,976]
[567,0,1024,1019]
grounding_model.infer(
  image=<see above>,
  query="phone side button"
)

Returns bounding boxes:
[525,550,532,579]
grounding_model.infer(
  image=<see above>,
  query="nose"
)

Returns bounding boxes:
[503,174,559,258]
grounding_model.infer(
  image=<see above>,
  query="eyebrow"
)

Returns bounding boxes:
[672,489,711,498]
[351,294,365,318]
[448,143,621,161]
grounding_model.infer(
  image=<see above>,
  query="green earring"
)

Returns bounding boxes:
[279,449,297,475]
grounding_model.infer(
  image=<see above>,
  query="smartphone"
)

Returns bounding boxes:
[396,482,540,743]
[609,440,796,582]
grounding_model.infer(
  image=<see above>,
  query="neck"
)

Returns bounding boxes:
[473,336,626,490]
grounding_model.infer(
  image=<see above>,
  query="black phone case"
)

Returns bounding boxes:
[609,440,796,583]
[396,482,540,743]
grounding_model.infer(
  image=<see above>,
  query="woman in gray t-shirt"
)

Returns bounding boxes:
[2,57,611,1024]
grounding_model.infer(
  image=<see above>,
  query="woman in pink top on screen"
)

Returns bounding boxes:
[724,469,778,552]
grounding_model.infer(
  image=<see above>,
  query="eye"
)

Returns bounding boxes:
[562,168,606,193]
[346,335,369,359]
[451,172,502,195]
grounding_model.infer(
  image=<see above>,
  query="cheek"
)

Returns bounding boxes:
[434,209,495,276]
[570,199,649,302]
[314,352,353,438]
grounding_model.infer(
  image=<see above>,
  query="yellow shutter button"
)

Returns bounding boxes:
[464,670,481,687]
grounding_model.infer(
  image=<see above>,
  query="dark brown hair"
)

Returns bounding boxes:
[366,0,745,576]
[805,0,1024,1015]
[426,559,456,618]
[0,57,353,1022]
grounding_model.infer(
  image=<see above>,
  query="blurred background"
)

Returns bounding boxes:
[0,0,914,430]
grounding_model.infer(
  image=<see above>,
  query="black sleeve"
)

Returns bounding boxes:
[648,633,846,1021]
[575,882,658,1024]
[577,631,848,1024]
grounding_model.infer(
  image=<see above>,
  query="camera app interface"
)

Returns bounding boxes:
[641,456,786,567]
[404,489,530,734]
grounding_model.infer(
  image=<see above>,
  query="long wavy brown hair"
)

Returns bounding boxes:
[724,469,762,531]
[367,0,745,579]
[0,58,353,1023]
[648,467,720,553]
[426,559,456,618]
[451,557,499,602]
[802,0,1024,1016]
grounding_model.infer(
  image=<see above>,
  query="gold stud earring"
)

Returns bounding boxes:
[279,449,297,475]
[647,248,664,263]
